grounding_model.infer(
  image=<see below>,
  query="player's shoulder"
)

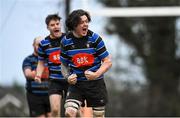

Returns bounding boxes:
[26,53,35,59]
[59,33,66,42]
[88,30,101,42]
[63,31,72,39]
[40,36,50,45]
[23,54,34,62]
[61,33,66,37]
[61,32,72,44]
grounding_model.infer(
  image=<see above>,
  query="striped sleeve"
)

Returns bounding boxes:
[95,35,109,60]
[38,41,46,61]
[60,37,71,64]
[22,57,31,71]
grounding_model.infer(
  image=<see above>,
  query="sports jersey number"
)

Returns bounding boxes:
[72,53,94,67]
[49,50,61,64]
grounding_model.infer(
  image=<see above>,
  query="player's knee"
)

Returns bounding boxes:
[93,106,105,117]
[65,107,77,117]
[64,101,80,117]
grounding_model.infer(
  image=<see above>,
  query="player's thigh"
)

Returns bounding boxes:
[49,94,62,109]
[48,79,68,96]
[85,79,108,107]
[65,85,84,110]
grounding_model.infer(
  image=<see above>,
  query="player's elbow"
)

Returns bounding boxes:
[103,58,112,70]
[107,59,112,69]
[105,55,112,69]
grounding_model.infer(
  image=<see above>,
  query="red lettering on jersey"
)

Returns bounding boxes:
[72,53,94,67]
[49,50,61,64]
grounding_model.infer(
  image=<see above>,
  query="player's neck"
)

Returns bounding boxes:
[72,31,83,38]
[50,32,62,39]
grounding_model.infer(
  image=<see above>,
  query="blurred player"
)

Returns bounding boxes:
[35,14,68,117]
[22,36,51,117]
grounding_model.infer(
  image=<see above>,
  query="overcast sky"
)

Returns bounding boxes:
[0,0,145,86]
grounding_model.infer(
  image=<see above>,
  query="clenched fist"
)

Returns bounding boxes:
[67,74,77,85]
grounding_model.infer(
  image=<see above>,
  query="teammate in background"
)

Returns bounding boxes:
[22,36,51,117]
[60,9,112,118]
[34,14,68,117]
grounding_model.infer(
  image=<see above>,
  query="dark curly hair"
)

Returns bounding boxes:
[66,9,91,31]
[45,13,61,26]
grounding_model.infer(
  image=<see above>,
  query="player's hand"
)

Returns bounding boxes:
[84,70,98,80]
[34,75,42,83]
[67,74,77,85]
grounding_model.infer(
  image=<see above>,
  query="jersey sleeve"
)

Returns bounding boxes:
[60,38,71,65]
[38,41,47,61]
[22,57,31,71]
[94,35,109,60]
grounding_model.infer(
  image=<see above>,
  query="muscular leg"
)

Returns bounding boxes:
[80,107,93,117]
[80,100,93,117]
[49,94,62,117]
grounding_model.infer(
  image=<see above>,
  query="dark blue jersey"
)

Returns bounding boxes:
[38,34,65,80]
[22,54,49,95]
[60,30,109,81]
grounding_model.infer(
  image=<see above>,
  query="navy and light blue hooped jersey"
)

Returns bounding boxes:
[60,30,109,81]
[38,34,65,80]
[22,54,49,95]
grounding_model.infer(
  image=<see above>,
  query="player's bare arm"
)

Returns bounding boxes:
[35,60,45,83]
[24,68,36,80]
[61,62,70,79]
[85,55,112,80]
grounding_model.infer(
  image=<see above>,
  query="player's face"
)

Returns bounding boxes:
[74,15,89,37]
[34,43,39,54]
[34,40,41,55]
[47,20,61,39]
